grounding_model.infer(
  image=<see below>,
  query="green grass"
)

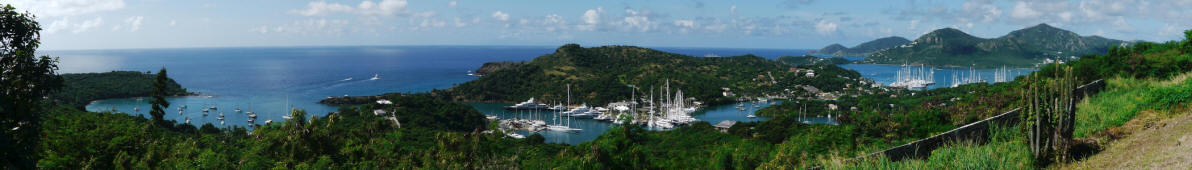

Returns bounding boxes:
[1074,74,1192,138]
[824,125,1033,169]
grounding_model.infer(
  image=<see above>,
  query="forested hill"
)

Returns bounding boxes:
[776,55,850,66]
[50,71,190,108]
[446,44,866,105]
[859,24,1126,68]
[814,36,910,56]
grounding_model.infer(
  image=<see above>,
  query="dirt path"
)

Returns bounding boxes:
[1060,109,1192,169]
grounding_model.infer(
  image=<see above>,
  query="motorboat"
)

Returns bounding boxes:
[504,98,549,110]
[370,74,380,80]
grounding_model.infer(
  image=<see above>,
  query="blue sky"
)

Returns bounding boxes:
[8,0,1192,50]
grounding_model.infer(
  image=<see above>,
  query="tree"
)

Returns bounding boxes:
[0,4,62,168]
[149,67,170,126]
[1184,30,1192,52]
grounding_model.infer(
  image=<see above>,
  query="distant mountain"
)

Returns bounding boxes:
[776,55,850,66]
[813,36,911,56]
[859,24,1126,67]
[815,44,847,55]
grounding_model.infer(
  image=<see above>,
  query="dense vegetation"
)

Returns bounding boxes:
[860,24,1126,68]
[472,61,524,76]
[50,71,189,108]
[446,44,868,105]
[38,95,499,168]
[814,36,910,56]
[1,5,64,168]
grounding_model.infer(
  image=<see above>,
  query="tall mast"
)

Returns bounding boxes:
[566,84,571,107]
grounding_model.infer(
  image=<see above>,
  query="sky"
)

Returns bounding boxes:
[6,0,1192,50]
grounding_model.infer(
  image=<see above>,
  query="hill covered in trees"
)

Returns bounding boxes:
[814,36,911,56]
[775,55,851,66]
[858,24,1126,67]
[443,44,869,105]
[49,71,190,108]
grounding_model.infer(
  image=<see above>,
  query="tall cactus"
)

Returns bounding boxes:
[1022,64,1078,166]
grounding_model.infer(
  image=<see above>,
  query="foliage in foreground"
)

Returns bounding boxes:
[830,124,1033,169]
[0,4,63,168]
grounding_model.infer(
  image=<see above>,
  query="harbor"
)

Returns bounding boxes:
[472,97,839,144]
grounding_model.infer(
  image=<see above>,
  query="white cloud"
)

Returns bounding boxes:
[449,1,457,7]
[44,18,69,34]
[815,20,837,35]
[674,19,696,33]
[541,14,567,32]
[621,9,654,32]
[124,16,143,32]
[578,7,603,31]
[1009,1,1040,19]
[7,0,125,17]
[730,5,737,15]
[356,0,409,16]
[492,11,510,21]
[290,0,409,17]
[169,20,177,26]
[291,1,353,16]
[674,20,695,28]
[265,19,352,36]
[73,17,104,34]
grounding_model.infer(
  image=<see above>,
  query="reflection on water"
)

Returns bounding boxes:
[840,64,1036,89]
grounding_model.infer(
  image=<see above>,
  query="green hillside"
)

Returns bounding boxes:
[50,71,190,108]
[447,44,867,105]
[815,36,910,56]
[859,24,1127,68]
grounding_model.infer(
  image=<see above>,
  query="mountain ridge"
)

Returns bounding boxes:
[857,23,1126,67]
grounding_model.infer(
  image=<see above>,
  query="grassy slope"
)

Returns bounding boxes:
[824,125,1033,169]
[1058,73,1192,169]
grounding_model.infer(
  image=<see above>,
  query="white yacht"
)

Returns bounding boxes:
[370,74,380,80]
[562,105,595,118]
[504,98,549,110]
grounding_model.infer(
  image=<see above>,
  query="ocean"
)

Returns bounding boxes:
[50,45,1027,145]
